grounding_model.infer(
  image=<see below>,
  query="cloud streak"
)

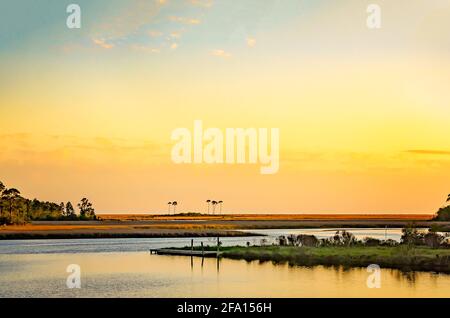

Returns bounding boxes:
[247,37,256,48]
[131,44,160,53]
[169,16,201,25]
[91,0,166,43]
[0,134,169,166]
[211,49,231,58]
[405,150,450,155]
[92,38,114,49]
[189,0,213,8]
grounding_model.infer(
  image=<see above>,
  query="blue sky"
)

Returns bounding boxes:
[0,0,328,55]
[1,0,450,213]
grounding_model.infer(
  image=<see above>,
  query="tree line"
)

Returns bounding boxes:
[434,194,450,221]
[166,200,225,215]
[0,181,96,224]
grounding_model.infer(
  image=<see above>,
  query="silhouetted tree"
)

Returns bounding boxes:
[3,188,21,221]
[66,202,76,219]
[59,202,66,216]
[433,194,450,221]
[424,231,445,248]
[172,201,178,214]
[211,200,217,214]
[78,198,96,220]
[206,200,211,214]
[0,181,84,223]
[401,223,423,246]
[218,200,223,214]
[0,181,5,218]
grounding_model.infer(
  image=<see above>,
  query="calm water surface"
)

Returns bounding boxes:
[245,228,419,242]
[0,228,448,298]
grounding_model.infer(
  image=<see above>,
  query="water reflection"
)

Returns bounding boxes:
[0,233,449,298]
[189,255,221,274]
[392,269,418,285]
[3,252,448,298]
[0,228,414,255]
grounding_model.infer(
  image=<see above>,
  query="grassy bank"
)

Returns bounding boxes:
[219,246,450,273]
[0,230,261,240]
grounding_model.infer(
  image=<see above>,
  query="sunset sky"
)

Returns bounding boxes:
[1,0,449,214]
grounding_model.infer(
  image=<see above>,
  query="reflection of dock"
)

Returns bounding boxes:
[150,248,221,257]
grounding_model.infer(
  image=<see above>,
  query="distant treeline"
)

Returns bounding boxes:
[0,181,96,224]
[434,196,450,221]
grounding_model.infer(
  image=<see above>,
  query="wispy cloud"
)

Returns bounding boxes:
[169,16,201,25]
[189,0,213,8]
[247,37,256,48]
[170,31,181,39]
[148,30,163,37]
[405,150,450,155]
[91,0,166,43]
[92,38,114,49]
[211,49,231,58]
[131,44,160,53]
[63,0,209,54]
[0,134,168,166]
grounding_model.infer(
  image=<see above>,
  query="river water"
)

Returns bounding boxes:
[0,228,448,298]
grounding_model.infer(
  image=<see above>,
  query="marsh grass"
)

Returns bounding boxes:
[220,245,450,273]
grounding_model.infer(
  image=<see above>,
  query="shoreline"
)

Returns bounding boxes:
[219,246,450,274]
[0,230,262,240]
[0,216,448,240]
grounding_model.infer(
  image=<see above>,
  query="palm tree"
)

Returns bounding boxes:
[218,200,223,214]
[447,194,450,203]
[211,200,217,214]
[206,200,211,214]
[167,202,172,215]
[172,201,178,214]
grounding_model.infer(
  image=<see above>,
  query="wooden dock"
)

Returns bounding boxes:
[150,248,221,257]
[150,238,222,257]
